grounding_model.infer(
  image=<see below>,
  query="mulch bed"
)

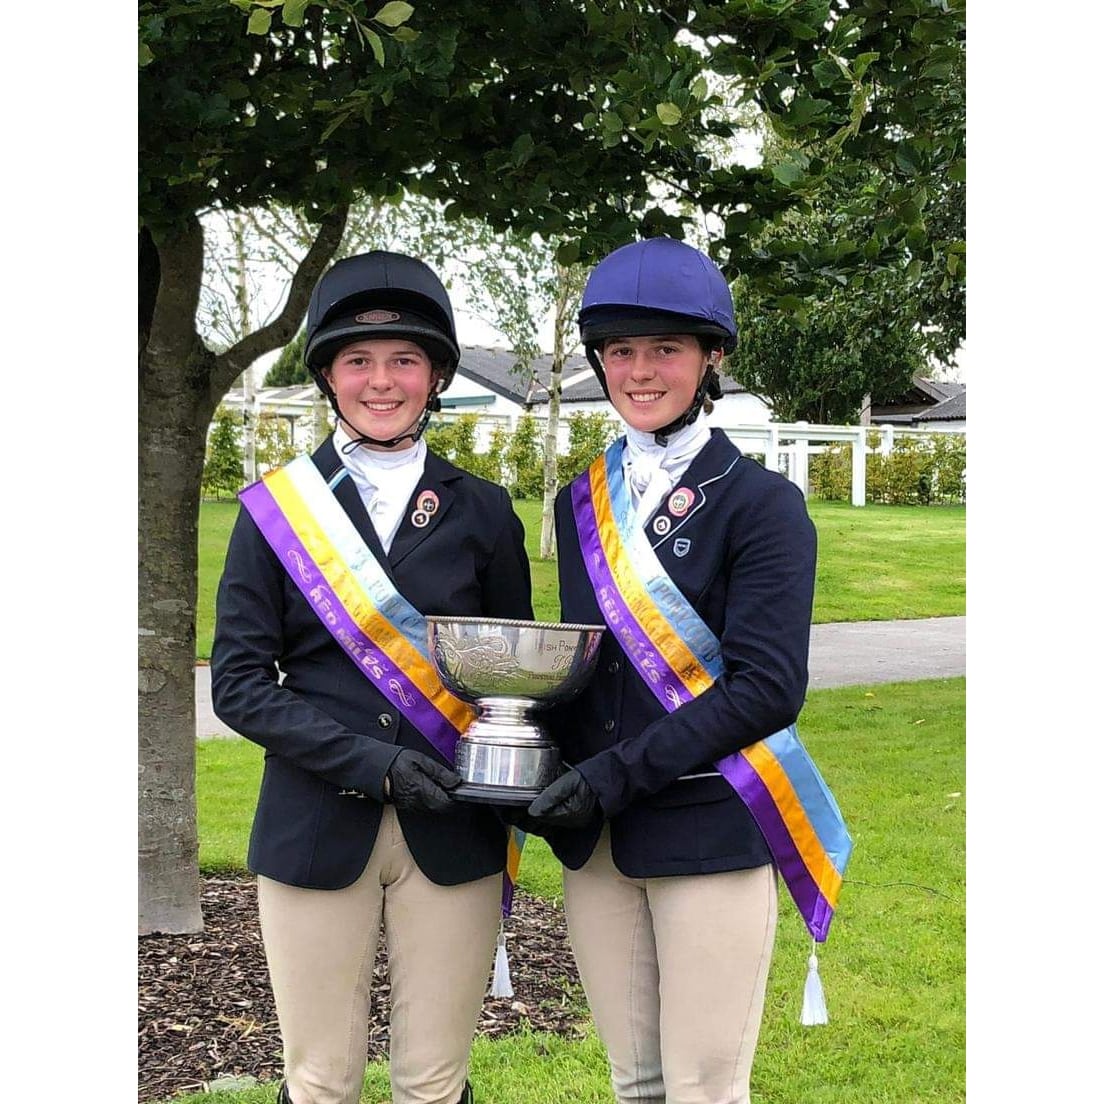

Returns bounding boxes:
[138,877,585,1102]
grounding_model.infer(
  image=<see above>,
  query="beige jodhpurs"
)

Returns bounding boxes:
[562,827,778,1104]
[257,807,502,1104]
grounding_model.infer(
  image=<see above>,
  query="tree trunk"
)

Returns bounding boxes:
[539,357,562,560]
[137,205,348,934]
[234,214,258,483]
[138,217,215,934]
[539,268,575,560]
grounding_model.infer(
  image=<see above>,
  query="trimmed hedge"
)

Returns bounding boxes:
[810,431,966,504]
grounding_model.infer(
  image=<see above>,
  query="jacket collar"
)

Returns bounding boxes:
[311,438,466,570]
[642,429,742,551]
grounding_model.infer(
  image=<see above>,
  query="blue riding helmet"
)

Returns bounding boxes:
[577,238,737,442]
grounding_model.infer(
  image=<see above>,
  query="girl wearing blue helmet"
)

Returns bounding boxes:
[525,238,819,1104]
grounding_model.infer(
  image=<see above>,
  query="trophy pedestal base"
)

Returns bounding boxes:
[451,782,542,806]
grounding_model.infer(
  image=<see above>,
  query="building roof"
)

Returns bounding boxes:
[871,376,966,424]
[458,345,749,406]
[915,390,966,422]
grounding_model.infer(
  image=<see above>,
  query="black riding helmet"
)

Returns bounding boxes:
[304,250,461,449]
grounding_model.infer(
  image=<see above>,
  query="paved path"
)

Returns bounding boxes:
[196,616,965,740]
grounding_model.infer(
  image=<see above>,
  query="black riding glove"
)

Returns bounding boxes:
[385,750,462,813]
[526,768,599,828]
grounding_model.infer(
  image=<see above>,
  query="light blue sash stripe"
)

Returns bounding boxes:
[762,726,854,871]
[603,442,723,675]
[601,443,847,868]
[283,456,430,661]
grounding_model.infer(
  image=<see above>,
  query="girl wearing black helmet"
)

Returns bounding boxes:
[525,238,821,1104]
[211,250,533,1104]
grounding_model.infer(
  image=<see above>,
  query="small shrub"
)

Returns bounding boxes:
[505,414,543,498]
[558,412,619,487]
[202,405,244,499]
[931,434,967,502]
[255,410,298,473]
[810,432,965,505]
[810,444,852,501]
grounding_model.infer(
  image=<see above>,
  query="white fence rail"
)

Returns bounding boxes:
[217,394,965,508]
[719,422,965,507]
[422,413,964,508]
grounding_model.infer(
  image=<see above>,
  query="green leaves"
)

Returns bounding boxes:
[365,27,385,65]
[246,8,271,35]
[282,0,312,27]
[373,2,414,28]
[511,132,535,167]
[656,102,682,125]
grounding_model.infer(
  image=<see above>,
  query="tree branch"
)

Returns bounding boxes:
[211,204,349,400]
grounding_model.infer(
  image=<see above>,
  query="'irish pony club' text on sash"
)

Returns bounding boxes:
[570,440,853,942]
[239,455,523,915]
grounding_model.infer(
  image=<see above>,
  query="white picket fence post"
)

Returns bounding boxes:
[851,426,867,507]
[765,425,780,473]
[793,421,810,497]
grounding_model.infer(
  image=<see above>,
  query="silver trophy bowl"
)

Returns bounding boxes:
[426,616,605,805]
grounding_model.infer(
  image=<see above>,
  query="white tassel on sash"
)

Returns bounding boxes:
[800,940,829,1026]
[490,923,514,999]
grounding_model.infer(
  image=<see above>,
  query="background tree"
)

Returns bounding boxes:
[558,412,620,487]
[263,328,310,386]
[434,218,587,558]
[255,410,300,471]
[698,0,966,364]
[728,276,926,423]
[503,414,543,499]
[201,406,244,499]
[139,0,965,933]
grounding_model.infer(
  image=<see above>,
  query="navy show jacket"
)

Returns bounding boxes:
[211,437,534,890]
[546,429,817,878]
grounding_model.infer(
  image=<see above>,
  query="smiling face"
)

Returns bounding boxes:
[323,338,438,450]
[599,334,714,433]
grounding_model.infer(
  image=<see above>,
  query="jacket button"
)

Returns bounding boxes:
[607,660,620,674]
[603,719,615,732]
[378,714,394,729]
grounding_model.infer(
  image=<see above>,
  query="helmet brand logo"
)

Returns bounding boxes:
[355,310,401,324]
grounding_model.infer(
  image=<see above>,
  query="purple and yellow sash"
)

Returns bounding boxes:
[240,455,522,915]
[570,440,852,942]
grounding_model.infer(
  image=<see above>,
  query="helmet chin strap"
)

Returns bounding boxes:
[323,377,443,453]
[649,358,720,447]
[335,403,436,453]
[587,347,721,447]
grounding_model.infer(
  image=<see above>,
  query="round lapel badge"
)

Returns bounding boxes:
[411,509,430,529]
[668,487,695,517]
[652,515,672,536]
[417,490,439,516]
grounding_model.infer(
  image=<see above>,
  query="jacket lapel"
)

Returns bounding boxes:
[648,430,742,553]
[310,437,398,584]
[387,450,463,568]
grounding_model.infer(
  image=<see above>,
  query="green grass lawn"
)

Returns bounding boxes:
[195,496,964,658]
[185,677,965,1104]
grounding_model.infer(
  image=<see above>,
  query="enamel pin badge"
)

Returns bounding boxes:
[668,488,695,517]
[653,515,672,536]
[673,538,692,557]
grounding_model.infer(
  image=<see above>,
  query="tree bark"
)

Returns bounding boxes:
[138,205,348,935]
[539,267,576,560]
[138,214,210,934]
[539,354,563,560]
[233,214,258,483]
